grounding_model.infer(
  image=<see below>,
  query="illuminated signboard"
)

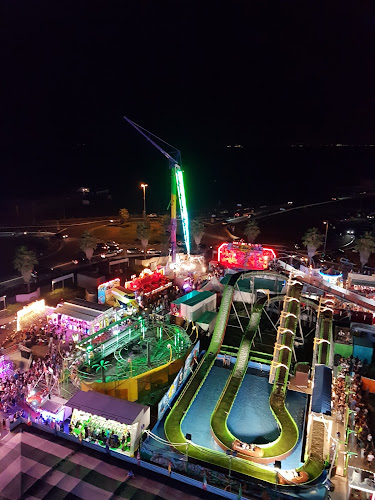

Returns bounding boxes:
[218,242,276,270]
[98,278,121,305]
[17,299,46,331]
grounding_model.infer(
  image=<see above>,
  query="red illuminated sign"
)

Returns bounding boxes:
[218,242,276,270]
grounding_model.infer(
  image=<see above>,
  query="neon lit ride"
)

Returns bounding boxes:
[123,116,190,261]
[217,242,276,270]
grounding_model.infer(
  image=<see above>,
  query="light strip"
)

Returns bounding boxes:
[175,168,191,255]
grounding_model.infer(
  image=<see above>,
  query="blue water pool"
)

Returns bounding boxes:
[181,365,307,468]
[181,365,230,452]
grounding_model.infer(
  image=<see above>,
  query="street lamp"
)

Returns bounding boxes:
[323,221,329,255]
[140,183,148,218]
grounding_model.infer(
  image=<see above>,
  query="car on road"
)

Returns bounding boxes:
[340,257,354,266]
[127,247,142,254]
[106,241,119,247]
[96,242,108,251]
[147,248,161,256]
[72,257,88,265]
[147,213,158,218]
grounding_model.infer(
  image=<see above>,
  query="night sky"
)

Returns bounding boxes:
[1,1,375,212]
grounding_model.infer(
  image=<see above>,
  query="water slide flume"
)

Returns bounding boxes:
[210,284,303,465]
[164,272,325,485]
[164,272,278,482]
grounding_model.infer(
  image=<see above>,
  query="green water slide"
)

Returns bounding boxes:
[210,285,303,463]
[164,273,279,482]
[210,297,266,448]
[164,274,324,484]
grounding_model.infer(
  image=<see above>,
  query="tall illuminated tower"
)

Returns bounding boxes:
[123,116,190,262]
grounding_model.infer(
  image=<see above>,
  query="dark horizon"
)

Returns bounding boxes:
[1,0,375,211]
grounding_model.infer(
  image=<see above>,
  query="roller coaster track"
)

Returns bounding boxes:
[164,272,325,485]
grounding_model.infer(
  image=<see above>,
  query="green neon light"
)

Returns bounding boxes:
[175,168,191,255]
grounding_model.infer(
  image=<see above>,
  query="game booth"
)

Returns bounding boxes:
[66,390,150,457]
[50,299,115,340]
[170,290,216,323]
[98,278,139,316]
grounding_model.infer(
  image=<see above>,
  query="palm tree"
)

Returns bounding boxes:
[137,221,151,253]
[191,218,204,247]
[119,208,129,225]
[13,246,38,292]
[92,359,111,383]
[354,232,375,268]
[79,231,98,260]
[244,220,260,243]
[161,214,171,234]
[302,228,324,262]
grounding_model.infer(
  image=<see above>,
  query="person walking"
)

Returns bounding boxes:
[367,433,373,452]
[367,450,374,468]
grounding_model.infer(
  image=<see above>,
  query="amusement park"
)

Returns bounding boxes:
[2,119,375,500]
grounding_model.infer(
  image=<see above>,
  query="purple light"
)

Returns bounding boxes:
[0,355,13,379]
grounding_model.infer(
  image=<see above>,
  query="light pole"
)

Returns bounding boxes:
[141,183,148,219]
[226,450,237,485]
[323,221,329,255]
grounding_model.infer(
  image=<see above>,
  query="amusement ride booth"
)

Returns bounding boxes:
[51,298,115,340]
[66,390,150,457]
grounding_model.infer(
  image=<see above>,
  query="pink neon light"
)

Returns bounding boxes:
[263,247,277,260]
[217,242,276,270]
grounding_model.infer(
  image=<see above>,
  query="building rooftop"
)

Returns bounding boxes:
[196,311,217,325]
[66,390,149,425]
[66,298,112,312]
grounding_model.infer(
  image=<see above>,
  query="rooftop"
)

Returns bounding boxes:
[66,390,149,425]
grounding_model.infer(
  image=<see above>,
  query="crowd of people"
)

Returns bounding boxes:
[69,410,132,453]
[334,356,375,467]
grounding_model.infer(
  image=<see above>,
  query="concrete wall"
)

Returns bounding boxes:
[16,288,40,303]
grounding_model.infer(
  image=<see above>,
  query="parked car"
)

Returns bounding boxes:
[72,257,88,265]
[127,247,142,254]
[147,248,161,256]
[147,213,158,218]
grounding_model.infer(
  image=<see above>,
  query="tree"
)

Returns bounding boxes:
[161,214,171,234]
[302,228,324,262]
[244,220,260,243]
[119,208,129,225]
[79,231,98,260]
[92,359,111,383]
[137,221,151,253]
[191,218,204,247]
[13,246,38,292]
[354,231,375,268]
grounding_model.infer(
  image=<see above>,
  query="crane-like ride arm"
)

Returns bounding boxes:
[123,116,190,262]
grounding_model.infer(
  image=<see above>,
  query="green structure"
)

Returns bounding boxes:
[164,272,325,485]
